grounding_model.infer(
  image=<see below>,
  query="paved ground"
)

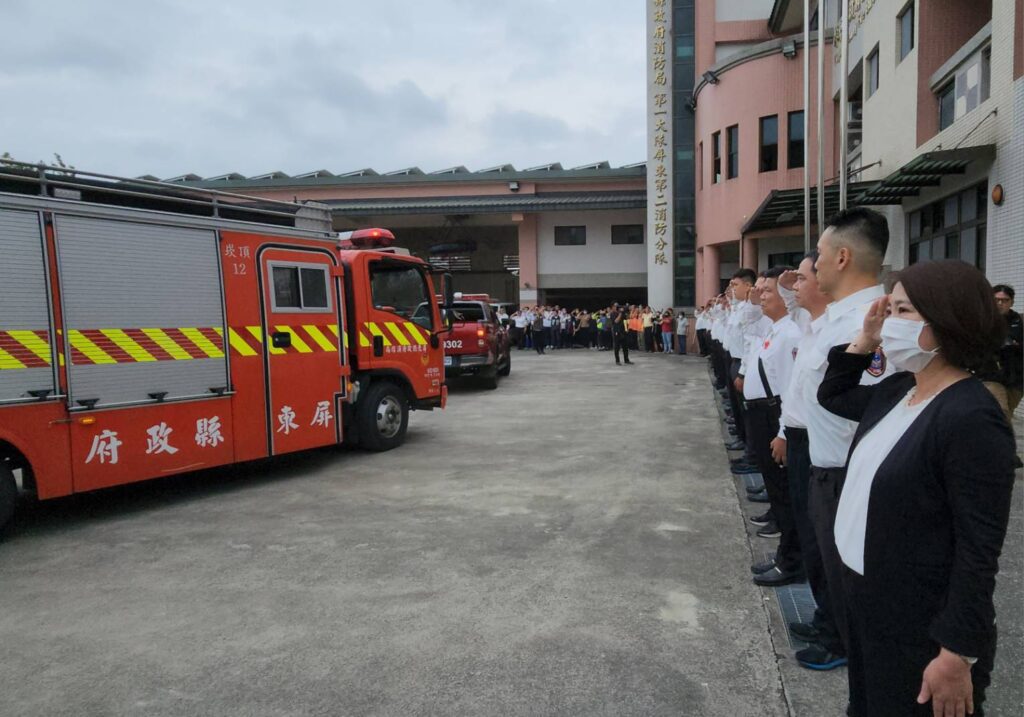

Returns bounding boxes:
[0,349,1020,716]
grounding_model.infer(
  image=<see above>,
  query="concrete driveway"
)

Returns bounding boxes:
[1,349,1018,716]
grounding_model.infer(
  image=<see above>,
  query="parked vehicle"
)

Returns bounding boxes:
[0,161,452,530]
[441,295,511,389]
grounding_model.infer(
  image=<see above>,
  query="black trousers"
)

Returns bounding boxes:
[643,326,655,352]
[786,428,842,653]
[843,566,994,717]
[697,329,709,356]
[745,402,801,571]
[612,333,629,363]
[726,358,747,444]
[809,465,850,652]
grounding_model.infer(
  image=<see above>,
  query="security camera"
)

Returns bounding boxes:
[509,181,520,192]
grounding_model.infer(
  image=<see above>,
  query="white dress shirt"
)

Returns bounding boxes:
[744,315,802,402]
[779,312,827,436]
[835,389,935,574]
[803,284,895,468]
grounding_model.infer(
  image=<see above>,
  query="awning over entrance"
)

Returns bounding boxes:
[856,145,995,205]
[741,181,877,234]
[326,191,646,217]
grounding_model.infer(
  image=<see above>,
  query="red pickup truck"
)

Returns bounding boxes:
[443,299,511,389]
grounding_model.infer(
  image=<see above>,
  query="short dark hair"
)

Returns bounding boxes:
[732,268,757,284]
[802,250,820,271]
[895,259,1004,371]
[764,266,792,279]
[993,284,1015,300]
[826,207,889,265]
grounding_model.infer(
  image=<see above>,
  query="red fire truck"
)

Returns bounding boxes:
[0,162,451,529]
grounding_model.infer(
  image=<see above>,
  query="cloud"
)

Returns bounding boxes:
[0,0,645,178]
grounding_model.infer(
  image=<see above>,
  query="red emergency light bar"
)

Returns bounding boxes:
[349,227,395,248]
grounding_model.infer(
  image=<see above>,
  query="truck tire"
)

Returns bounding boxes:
[479,365,499,390]
[497,351,511,377]
[0,462,16,533]
[357,381,409,452]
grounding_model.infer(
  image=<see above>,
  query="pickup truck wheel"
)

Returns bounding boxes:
[0,462,16,532]
[497,351,511,377]
[479,366,499,390]
[357,381,408,451]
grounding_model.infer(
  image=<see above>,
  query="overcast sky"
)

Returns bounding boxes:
[1,0,645,179]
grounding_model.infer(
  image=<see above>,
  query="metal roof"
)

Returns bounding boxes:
[741,181,878,234]
[166,162,646,189]
[856,146,996,205]
[327,191,647,217]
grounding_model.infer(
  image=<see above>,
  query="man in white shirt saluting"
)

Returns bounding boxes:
[802,208,895,671]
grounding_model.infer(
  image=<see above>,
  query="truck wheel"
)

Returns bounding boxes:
[0,462,16,532]
[479,366,499,390]
[497,351,511,377]
[357,381,409,451]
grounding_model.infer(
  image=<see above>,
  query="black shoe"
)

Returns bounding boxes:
[789,621,820,642]
[1015,454,1023,469]
[753,566,804,587]
[624,360,633,365]
[796,644,848,671]
[747,489,770,504]
[750,558,776,574]
[615,361,621,365]
[749,511,773,526]
[729,456,751,466]
[725,440,745,451]
[756,522,781,538]
[731,464,759,475]
[745,482,766,494]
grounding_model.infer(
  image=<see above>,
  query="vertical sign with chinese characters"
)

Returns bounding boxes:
[646,0,673,309]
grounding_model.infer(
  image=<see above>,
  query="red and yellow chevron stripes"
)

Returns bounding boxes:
[0,321,431,369]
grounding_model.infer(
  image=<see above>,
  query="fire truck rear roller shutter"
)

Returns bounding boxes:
[0,208,56,403]
[54,215,228,408]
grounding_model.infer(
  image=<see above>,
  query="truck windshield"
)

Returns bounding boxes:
[370,262,433,330]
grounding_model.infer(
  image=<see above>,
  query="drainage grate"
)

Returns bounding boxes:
[776,580,819,650]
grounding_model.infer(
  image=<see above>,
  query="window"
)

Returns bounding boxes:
[759,115,778,172]
[898,3,914,62]
[554,225,587,245]
[271,263,331,312]
[712,131,722,183]
[768,251,804,268]
[726,125,739,179]
[611,225,644,245]
[787,111,804,168]
[698,141,704,189]
[867,46,880,96]
[938,82,955,129]
[907,182,988,268]
[369,262,433,329]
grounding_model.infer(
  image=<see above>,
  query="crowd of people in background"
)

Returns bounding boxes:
[694,206,1020,717]
[505,305,690,358]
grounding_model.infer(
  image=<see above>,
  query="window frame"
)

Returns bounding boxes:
[759,115,778,172]
[866,45,881,97]
[610,224,644,245]
[938,81,955,130]
[726,124,739,179]
[553,225,587,246]
[712,131,722,183]
[897,2,914,63]
[268,261,333,313]
[787,111,805,169]
[906,182,988,268]
[368,260,434,329]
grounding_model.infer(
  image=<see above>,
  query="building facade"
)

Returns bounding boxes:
[175,164,647,309]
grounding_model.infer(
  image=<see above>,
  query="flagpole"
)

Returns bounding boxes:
[803,0,811,253]
[816,0,825,232]
[839,0,850,210]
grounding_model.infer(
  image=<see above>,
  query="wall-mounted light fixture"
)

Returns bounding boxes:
[782,40,797,59]
[509,181,520,192]
[702,70,719,85]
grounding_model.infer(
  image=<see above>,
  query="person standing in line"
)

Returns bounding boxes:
[819,260,1014,717]
[768,253,847,670]
[979,284,1022,423]
[802,208,896,671]
[676,311,689,355]
[660,311,674,354]
[531,310,545,355]
[511,310,527,349]
[612,304,632,365]
[578,310,591,349]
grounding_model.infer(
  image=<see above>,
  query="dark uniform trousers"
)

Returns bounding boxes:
[612,332,629,364]
[726,359,748,445]
[808,465,850,651]
[745,400,801,571]
[786,428,842,654]
[843,566,994,717]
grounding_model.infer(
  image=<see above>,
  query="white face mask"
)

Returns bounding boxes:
[880,317,938,373]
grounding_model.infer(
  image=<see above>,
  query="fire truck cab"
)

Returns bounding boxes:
[0,162,451,530]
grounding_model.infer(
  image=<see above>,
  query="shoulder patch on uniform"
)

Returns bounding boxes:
[866,348,887,377]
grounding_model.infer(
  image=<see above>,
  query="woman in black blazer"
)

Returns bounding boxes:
[817,260,1016,717]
